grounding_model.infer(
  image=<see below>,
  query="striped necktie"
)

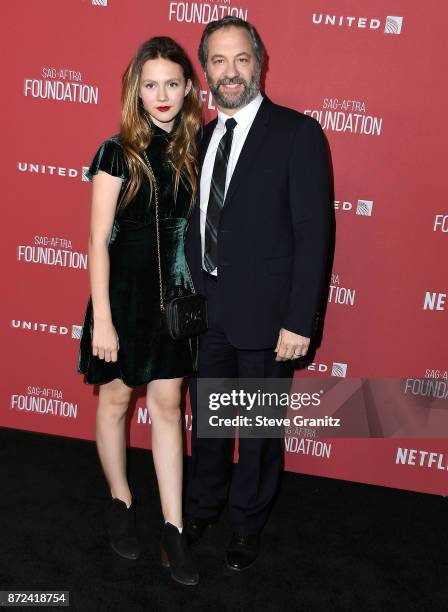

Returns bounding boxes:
[204,117,237,273]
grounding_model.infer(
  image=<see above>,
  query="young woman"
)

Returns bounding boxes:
[77,37,202,586]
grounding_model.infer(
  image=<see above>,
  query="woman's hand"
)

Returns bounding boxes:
[92,318,120,362]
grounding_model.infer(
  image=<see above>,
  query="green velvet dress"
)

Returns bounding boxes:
[77,124,198,387]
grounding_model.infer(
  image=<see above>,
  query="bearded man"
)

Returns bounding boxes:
[185,16,332,571]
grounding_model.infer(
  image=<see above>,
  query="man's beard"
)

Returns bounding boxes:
[206,67,261,109]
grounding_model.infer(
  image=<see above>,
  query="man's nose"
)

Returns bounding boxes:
[224,62,239,80]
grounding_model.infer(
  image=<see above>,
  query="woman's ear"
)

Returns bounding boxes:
[184,78,192,97]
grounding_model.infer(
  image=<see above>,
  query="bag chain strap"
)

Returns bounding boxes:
[142,150,165,312]
[142,149,196,315]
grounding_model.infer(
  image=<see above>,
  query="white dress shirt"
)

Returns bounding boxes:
[200,92,264,275]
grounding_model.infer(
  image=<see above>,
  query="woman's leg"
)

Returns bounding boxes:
[96,378,133,506]
[146,378,184,529]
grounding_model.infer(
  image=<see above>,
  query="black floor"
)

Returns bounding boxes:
[0,426,446,611]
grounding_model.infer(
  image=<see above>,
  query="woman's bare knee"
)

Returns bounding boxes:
[98,378,133,420]
[146,378,183,423]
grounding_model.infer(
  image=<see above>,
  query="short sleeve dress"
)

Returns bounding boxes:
[77,124,198,387]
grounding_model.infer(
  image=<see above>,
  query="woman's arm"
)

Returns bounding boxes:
[88,171,122,362]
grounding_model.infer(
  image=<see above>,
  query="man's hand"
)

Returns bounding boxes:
[275,328,310,361]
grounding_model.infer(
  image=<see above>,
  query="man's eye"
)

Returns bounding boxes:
[214,59,224,64]
[239,58,248,63]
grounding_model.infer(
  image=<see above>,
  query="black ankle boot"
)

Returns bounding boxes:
[160,522,199,586]
[105,495,140,560]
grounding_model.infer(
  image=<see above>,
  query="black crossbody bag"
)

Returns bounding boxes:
[142,150,208,341]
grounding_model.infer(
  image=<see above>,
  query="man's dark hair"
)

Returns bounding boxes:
[198,16,266,70]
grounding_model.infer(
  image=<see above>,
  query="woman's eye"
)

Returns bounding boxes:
[145,83,155,89]
[169,82,178,88]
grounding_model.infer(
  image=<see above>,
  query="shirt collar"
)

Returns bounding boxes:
[217,91,264,132]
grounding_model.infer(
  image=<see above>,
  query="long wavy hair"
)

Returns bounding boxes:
[119,37,202,212]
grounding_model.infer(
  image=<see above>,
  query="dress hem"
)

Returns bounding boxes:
[77,369,197,389]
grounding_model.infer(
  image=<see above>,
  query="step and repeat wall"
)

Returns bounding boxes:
[3,1,447,495]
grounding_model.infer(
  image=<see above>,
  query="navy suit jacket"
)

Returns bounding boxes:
[185,95,332,349]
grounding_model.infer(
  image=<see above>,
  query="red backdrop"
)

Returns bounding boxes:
[3,0,447,496]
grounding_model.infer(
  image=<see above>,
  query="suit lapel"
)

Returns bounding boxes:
[191,119,218,241]
[223,96,272,207]
[198,118,217,184]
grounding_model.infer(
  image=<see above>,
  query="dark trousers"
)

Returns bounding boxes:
[185,272,294,536]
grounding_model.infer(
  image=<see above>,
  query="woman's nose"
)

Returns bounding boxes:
[157,86,168,101]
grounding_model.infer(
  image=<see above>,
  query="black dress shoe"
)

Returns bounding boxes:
[160,522,199,586]
[225,532,260,571]
[105,495,140,560]
[183,517,215,547]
